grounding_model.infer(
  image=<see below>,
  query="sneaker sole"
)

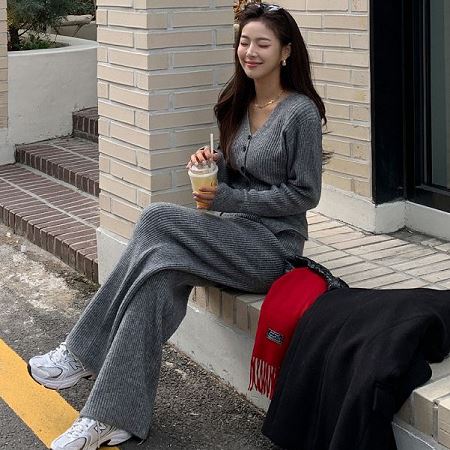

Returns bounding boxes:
[27,364,94,390]
[104,431,133,446]
[50,430,132,450]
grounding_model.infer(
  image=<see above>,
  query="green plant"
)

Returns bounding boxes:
[7,0,75,50]
[19,33,65,50]
[67,0,96,16]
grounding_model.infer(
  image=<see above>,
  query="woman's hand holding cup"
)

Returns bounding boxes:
[186,146,219,169]
[193,185,217,210]
[187,146,219,210]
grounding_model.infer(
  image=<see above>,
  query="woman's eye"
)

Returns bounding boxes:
[259,45,269,48]
[240,41,248,46]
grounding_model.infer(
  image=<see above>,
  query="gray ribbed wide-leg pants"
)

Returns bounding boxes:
[66,202,299,439]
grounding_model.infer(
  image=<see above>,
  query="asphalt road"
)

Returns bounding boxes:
[0,223,278,450]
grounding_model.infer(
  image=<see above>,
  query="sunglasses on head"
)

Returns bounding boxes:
[246,2,283,12]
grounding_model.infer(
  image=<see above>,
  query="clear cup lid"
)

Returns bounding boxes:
[189,160,217,174]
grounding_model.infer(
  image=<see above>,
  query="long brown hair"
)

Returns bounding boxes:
[214,3,327,161]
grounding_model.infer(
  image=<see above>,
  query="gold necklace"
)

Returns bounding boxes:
[252,90,284,109]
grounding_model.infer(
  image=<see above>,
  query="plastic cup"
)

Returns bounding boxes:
[188,161,218,208]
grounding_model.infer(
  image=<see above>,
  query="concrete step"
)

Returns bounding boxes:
[0,164,99,282]
[72,107,98,142]
[15,136,99,197]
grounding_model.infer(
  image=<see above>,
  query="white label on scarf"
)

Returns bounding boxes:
[266,328,284,345]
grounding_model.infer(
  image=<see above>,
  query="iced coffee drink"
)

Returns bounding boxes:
[188,161,218,208]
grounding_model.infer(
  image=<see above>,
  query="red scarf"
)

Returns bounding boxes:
[249,267,328,399]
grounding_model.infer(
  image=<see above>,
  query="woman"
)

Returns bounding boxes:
[28,3,327,449]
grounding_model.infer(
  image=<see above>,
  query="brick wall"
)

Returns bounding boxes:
[278,0,371,198]
[0,0,7,129]
[96,0,234,239]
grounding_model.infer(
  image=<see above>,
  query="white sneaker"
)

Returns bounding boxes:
[51,417,132,450]
[28,342,93,390]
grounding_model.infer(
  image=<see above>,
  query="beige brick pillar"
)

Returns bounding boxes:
[279,0,371,198]
[276,0,379,231]
[96,0,234,280]
[0,0,10,165]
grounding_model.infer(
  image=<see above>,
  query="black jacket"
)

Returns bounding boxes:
[262,288,450,450]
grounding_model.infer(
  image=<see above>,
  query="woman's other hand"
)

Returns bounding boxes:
[186,146,220,169]
[193,185,218,210]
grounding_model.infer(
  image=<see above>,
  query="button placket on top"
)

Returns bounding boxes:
[241,134,252,179]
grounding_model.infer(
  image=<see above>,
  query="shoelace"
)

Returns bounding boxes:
[48,342,70,364]
[49,342,81,367]
[65,417,109,449]
[65,417,96,438]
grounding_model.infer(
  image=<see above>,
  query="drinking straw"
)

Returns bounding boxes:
[210,133,214,156]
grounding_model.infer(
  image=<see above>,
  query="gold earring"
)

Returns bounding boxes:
[282,59,287,66]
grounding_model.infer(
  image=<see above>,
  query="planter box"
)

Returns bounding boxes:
[56,22,97,41]
[8,35,98,147]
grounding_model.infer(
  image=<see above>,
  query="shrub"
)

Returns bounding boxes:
[18,33,65,50]
[7,0,85,50]
[67,0,96,16]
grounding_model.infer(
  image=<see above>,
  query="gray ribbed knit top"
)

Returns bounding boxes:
[211,92,323,240]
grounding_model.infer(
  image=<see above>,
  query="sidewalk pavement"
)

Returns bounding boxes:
[305,210,450,290]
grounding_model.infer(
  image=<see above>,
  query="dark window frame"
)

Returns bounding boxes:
[403,0,450,212]
[371,0,450,212]
[370,1,405,205]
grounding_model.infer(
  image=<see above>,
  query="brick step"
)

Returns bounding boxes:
[15,136,99,197]
[0,164,99,282]
[72,107,98,142]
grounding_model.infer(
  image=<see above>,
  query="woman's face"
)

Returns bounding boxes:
[237,20,289,82]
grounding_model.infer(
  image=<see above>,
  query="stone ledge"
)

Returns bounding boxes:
[190,286,264,337]
[396,362,450,447]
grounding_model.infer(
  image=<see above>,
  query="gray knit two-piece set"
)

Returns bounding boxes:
[65,93,323,439]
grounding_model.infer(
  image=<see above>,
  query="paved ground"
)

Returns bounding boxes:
[305,211,450,290]
[0,222,277,450]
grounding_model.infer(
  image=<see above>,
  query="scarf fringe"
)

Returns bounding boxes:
[248,356,279,399]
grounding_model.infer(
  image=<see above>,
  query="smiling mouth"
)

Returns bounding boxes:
[245,61,260,67]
